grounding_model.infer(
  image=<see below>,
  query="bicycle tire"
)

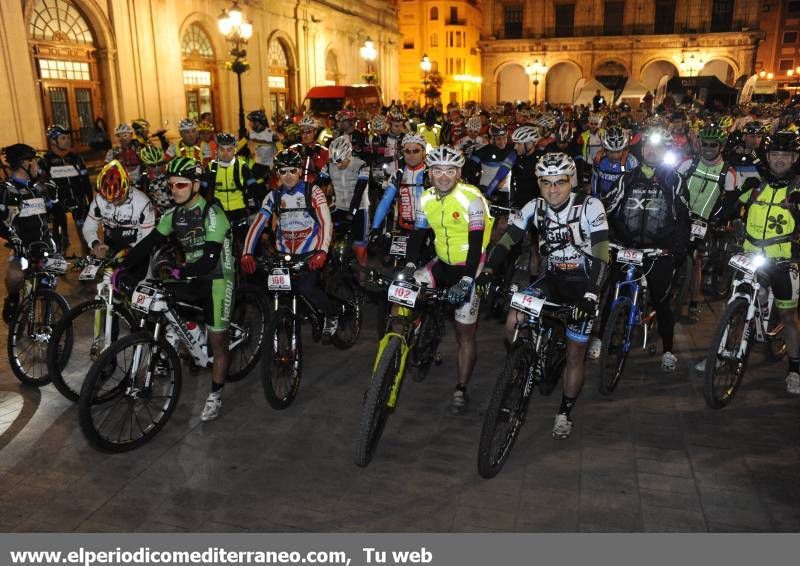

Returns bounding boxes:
[78,331,182,452]
[477,342,535,479]
[48,298,137,402]
[332,280,363,350]
[354,336,403,467]
[598,297,634,397]
[261,308,302,409]
[227,286,269,382]
[408,309,444,383]
[7,288,70,386]
[703,298,751,409]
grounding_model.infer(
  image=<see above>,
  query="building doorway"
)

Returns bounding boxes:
[181,23,220,126]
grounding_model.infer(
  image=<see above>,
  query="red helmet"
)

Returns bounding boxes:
[97,160,130,202]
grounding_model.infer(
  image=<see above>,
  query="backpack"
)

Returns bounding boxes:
[534,191,591,257]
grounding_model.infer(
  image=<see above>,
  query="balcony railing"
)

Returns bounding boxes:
[504,20,753,40]
[446,18,467,26]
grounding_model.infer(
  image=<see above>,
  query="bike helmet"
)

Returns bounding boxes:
[718,115,734,131]
[138,144,165,166]
[370,115,387,133]
[535,152,577,187]
[402,133,426,148]
[178,118,197,132]
[387,109,406,123]
[618,102,631,113]
[97,160,130,202]
[328,136,353,163]
[46,124,70,140]
[510,125,540,144]
[166,156,202,180]
[534,114,558,131]
[2,143,37,168]
[642,127,673,147]
[115,123,133,137]
[555,122,574,144]
[247,110,268,125]
[466,116,481,132]
[215,132,237,147]
[284,123,300,137]
[588,113,603,126]
[131,118,150,133]
[335,109,356,122]
[602,126,628,151]
[425,146,465,168]
[298,116,318,130]
[197,121,214,133]
[743,121,766,135]
[763,131,800,153]
[698,127,728,143]
[273,148,303,169]
[489,124,507,137]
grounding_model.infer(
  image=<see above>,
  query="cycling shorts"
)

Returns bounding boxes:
[756,261,799,310]
[414,258,481,325]
[529,271,593,343]
[167,278,234,332]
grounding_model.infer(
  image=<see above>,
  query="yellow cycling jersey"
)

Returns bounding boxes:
[739,181,798,259]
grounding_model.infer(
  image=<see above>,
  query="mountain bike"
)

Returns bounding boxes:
[477,280,570,479]
[354,271,447,467]
[260,252,363,410]
[77,278,267,452]
[596,245,667,396]
[702,253,788,409]
[673,213,709,319]
[6,240,72,386]
[700,220,741,301]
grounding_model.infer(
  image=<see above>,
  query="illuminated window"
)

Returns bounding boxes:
[29,0,93,44]
[181,23,214,58]
[182,70,212,86]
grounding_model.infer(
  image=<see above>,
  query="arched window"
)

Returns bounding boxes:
[325,50,339,85]
[268,39,294,118]
[181,23,219,126]
[29,0,101,148]
[430,7,438,20]
[430,33,438,47]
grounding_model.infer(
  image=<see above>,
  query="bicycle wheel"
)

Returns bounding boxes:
[703,298,751,409]
[78,332,182,452]
[227,286,268,382]
[408,309,444,383]
[477,342,535,479]
[7,288,70,386]
[261,308,302,409]
[539,331,566,396]
[598,297,634,397]
[332,280,363,350]
[354,336,402,467]
[48,299,137,402]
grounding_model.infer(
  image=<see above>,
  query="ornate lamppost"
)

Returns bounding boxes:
[360,38,378,85]
[420,54,432,107]
[525,59,547,107]
[218,0,253,138]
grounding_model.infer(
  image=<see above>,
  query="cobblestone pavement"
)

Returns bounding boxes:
[0,246,798,533]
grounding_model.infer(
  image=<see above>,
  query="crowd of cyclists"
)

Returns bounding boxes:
[1,92,798,443]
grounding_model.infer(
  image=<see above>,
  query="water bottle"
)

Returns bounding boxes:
[185,321,204,349]
[757,287,770,320]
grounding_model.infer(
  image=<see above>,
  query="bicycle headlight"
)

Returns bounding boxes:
[284,254,291,262]
[663,151,677,166]
[752,254,767,268]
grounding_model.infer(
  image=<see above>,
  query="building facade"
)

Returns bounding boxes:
[756,1,800,91]
[0,0,400,151]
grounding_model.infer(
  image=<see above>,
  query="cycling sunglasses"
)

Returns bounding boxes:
[167,180,193,190]
[278,167,299,175]
[430,168,459,178]
[403,148,422,154]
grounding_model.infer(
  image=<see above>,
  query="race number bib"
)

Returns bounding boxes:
[616,248,644,265]
[44,257,68,273]
[131,284,155,313]
[389,235,408,257]
[79,261,101,281]
[510,292,546,318]
[690,220,708,240]
[388,280,420,308]
[267,268,291,291]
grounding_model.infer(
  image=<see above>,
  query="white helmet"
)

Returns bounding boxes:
[466,116,481,132]
[510,125,540,144]
[535,152,577,188]
[402,133,426,148]
[535,114,558,131]
[178,118,197,132]
[425,146,465,168]
[299,116,318,130]
[588,113,603,126]
[328,136,353,163]
[602,126,628,151]
[370,115,387,132]
[114,123,133,136]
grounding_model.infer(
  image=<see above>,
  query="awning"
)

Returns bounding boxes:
[573,79,614,107]
[616,77,650,103]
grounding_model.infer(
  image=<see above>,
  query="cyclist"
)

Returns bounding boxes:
[240,149,338,339]
[676,126,738,319]
[335,110,367,159]
[370,134,427,240]
[579,113,606,165]
[39,124,92,254]
[205,132,257,252]
[467,124,517,204]
[590,126,639,198]
[404,146,492,415]
[293,116,330,189]
[479,151,609,438]
[105,123,142,185]
[246,109,276,196]
[118,157,235,421]
[416,108,442,148]
[509,125,541,208]
[726,121,766,188]
[0,144,55,322]
[82,160,155,278]
[737,131,800,393]
[165,119,203,162]
[669,112,693,157]
[457,116,487,158]
[131,118,168,151]
[382,109,408,180]
[601,127,690,372]
[326,136,370,267]
[533,114,558,152]
[137,144,174,215]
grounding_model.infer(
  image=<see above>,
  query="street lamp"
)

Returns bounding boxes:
[454,75,482,105]
[360,38,378,85]
[525,59,547,107]
[420,54,432,107]
[218,0,253,138]
[679,53,704,77]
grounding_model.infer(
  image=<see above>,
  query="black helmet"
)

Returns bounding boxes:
[742,121,766,135]
[489,124,507,137]
[2,143,38,167]
[274,148,303,169]
[46,124,70,140]
[247,110,268,125]
[215,132,237,147]
[763,131,800,153]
